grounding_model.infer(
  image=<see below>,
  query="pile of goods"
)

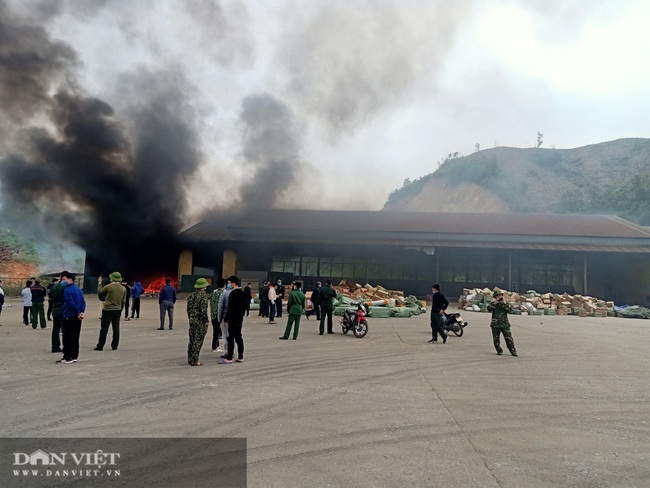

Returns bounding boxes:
[327,280,426,318]
[459,288,615,317]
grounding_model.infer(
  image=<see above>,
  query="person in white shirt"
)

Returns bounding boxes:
[21,280,33,326]
[267,283,277,324]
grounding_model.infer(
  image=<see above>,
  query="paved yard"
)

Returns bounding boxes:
[1,297,648,487]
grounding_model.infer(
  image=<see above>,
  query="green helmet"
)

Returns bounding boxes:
[194,278,209,289]
[493,290,503,298]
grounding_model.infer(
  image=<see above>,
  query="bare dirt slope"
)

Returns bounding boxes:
[384,179,511,213]
[384,138,650,213]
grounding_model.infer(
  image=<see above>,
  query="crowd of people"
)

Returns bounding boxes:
[8,274,518,366]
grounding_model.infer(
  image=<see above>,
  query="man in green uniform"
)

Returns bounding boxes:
[187,277,209,366]
[95,271,126,351]
[486,289,518,356]
[319,279,337,335]
[279,281,306,340]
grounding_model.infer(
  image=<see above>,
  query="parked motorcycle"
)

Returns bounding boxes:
[340,304,369,338]
[442,311,468,337]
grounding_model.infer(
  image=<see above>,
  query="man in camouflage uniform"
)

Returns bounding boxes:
[486,290,518,357]
[186,278,209,366]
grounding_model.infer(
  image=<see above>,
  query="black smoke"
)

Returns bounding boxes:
[0,1,201,278]
[238,93,303,208]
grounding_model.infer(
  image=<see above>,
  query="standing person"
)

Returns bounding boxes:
[186,278,209,366]
[258,281,269,317]
[279,281,306,340]
[428,283,449,344]
[487,290,518,356]
[0,279,4,326]
[218,275,246,364]
[305,281,322,321]
[21,280,33,326]
[267,282,277,324]
[158,278,177,330]
[121,280,132,321]
[275,280,285,318]
[130,280,145,319]
[217,280,232,357]
[319,279,338,335]
[97,274,105,320]
[48,274,66,353]
[209,278,225,352]
[243,282,253,317]
[95,272,126,351]
[57,271,85,364]
[30,279,47,329]
[46,278,58,321]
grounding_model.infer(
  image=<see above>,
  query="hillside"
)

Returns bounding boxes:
[383,138,650,225]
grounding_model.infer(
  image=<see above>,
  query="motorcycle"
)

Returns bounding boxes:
[442,311,468,337]
[340,303,369,338]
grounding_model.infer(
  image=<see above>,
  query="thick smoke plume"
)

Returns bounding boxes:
[238,93,303,209]
[0,1,201,278]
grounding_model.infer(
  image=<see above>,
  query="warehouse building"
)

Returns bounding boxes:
[178,209,650,305]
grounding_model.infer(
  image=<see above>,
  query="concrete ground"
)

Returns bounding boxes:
[0,296,649,488]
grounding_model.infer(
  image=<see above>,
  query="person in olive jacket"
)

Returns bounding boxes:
[95,272,126,351]
[279,281,306,340]
[319,279,338,335]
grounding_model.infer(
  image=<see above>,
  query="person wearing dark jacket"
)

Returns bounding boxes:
[121,280,132,321]
[243,283,253,317]
[275,280,285,318]
[220,275,247,364]
[46,278,58,321]
[305,281,322,320]
[429,283,449,343]
[49,276,66,352]
[258,281,269,317]
[0,280,5,326]
[30,279,47,329]
[319,280,337,335]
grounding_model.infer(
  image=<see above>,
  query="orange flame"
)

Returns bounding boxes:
[144,277,177,294]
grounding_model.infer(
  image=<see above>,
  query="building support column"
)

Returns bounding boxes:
[435,252,439,284]
[508,251,512,290]
[178,250,193,283]
[223,249,237,278]
[583,252,588,295]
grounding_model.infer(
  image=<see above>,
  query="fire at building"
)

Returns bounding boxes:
[172,209,650,304]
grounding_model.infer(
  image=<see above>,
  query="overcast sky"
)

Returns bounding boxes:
[4,0,649,217]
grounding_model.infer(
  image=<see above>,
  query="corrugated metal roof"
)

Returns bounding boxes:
[180,210,650,252]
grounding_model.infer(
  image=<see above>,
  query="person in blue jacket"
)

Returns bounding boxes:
[130,280,145,319]
[57,271,86,364]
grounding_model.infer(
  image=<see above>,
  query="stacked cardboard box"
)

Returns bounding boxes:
[332,280,425,317]
[459,288,615,318]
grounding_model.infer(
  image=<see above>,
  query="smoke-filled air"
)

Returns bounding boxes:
[1,0,648,274]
